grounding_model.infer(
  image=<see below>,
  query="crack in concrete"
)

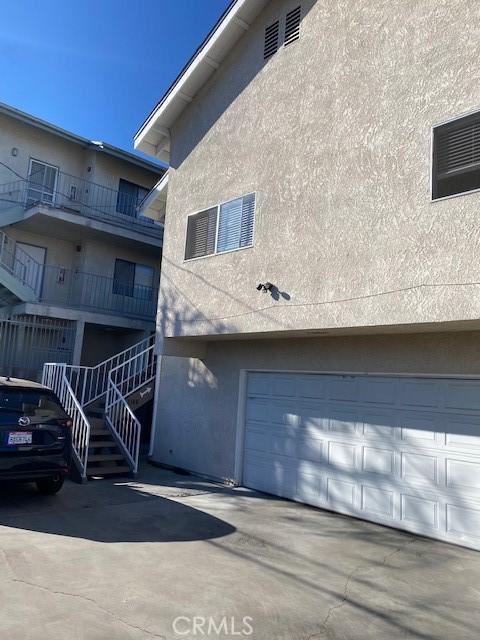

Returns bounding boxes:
[312,536,418,640]
[0,548,166,639]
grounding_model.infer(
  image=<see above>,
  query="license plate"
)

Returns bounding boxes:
[8,431,32,446]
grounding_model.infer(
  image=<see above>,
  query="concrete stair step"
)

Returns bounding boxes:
[88,453,125,462]
[87,408,104,419]
[89,417,105,428]
[87,465,131,476]
[90,428,111,437]
[88,439,118,449]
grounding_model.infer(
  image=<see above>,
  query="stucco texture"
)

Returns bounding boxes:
[153,330,480,480]
[159,0,480,339]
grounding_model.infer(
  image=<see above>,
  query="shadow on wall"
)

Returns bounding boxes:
[156,275,239,341]
[169,0,317,170]
[160,256,295,335]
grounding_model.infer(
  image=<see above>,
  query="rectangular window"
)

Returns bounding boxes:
[432,112,480,199]
[113,259,154,298]
[116,179,149,217]
[26,159,58,207]
[184,193,256,261]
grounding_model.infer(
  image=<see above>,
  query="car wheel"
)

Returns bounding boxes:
[36,475,65,495]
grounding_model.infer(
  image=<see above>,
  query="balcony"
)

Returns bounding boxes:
[0,171,163,241]
[0,232,157,321]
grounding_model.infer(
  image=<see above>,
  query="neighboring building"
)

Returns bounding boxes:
[136,0,480,550]
[0,102,164,379]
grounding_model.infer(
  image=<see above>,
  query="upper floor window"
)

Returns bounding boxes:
[116,179,149,217]
[26,159,58,207]
[185,193,256,260]
[113,259,154,299]
[432,112,480,200]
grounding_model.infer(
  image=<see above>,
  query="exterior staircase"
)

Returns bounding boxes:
[0,230,42,305]
[87,413,131,477]
[42,334,157,481]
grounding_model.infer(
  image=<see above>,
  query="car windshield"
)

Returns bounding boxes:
[0,389,68,423]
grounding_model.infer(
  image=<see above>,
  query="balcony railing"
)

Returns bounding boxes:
[0,171,163,238]
[0,231,157,320]
[39,265,157,320]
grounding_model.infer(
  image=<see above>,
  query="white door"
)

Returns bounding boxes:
[243,372,480,550]
[14,243,46,296]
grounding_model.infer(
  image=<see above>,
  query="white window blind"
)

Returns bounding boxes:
[217,193,255,253]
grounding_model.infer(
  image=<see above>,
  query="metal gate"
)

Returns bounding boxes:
[0,315,75,381]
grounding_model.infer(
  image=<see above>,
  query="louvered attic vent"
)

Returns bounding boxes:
[264,20,280,59]
[284,5,301,46]
[433,112,480,199]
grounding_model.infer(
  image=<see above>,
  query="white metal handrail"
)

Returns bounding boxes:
[105,381,141,473]
[43,363,91,479]
[105,341,157,473]
[44,334,155,408]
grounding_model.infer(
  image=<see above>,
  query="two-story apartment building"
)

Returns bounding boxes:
[136,0,480,549]
[0,102,164,380]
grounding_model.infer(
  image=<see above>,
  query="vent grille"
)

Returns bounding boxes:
[284,5,301,46]
[436,121,480,178]
[264,21,280,59]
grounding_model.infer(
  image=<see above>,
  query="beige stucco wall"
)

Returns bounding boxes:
[0,113,85,185]
[0,112,160,197]
[6,227,159,304]
[153,330,480,480]
[159,0,480,339]
[81,324,147,366]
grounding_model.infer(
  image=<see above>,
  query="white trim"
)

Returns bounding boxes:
[205,56,220,70]
[430,108,480,202]
[134,0,270,156]
[234,368,480,486]
[432,105,480,129]
[431,185,480,204]
[213,204,220,253]
[233,369,248,484]
[138,171,169,220]
[182,243,253,264]
[149,354,163,457]
[27,157,59,206]
[234,16,250,30]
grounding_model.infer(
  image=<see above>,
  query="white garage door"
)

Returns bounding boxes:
[243,372,480,550]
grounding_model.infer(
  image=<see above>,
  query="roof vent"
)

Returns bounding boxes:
[284,5,301,46]
[264,20,280,59]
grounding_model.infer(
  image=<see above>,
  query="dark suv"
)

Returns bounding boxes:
[0,377,72,494]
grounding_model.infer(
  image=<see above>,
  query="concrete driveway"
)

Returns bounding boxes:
[0,464,479,640]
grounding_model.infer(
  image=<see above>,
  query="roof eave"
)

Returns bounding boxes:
[0,101,165,175]
[138,172,169,222]
[134,0,269,160]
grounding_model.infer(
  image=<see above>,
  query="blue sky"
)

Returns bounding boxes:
[0,0,230,160]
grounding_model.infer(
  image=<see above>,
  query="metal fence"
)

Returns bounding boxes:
[0,172,163,238]
[0,316,75,382]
